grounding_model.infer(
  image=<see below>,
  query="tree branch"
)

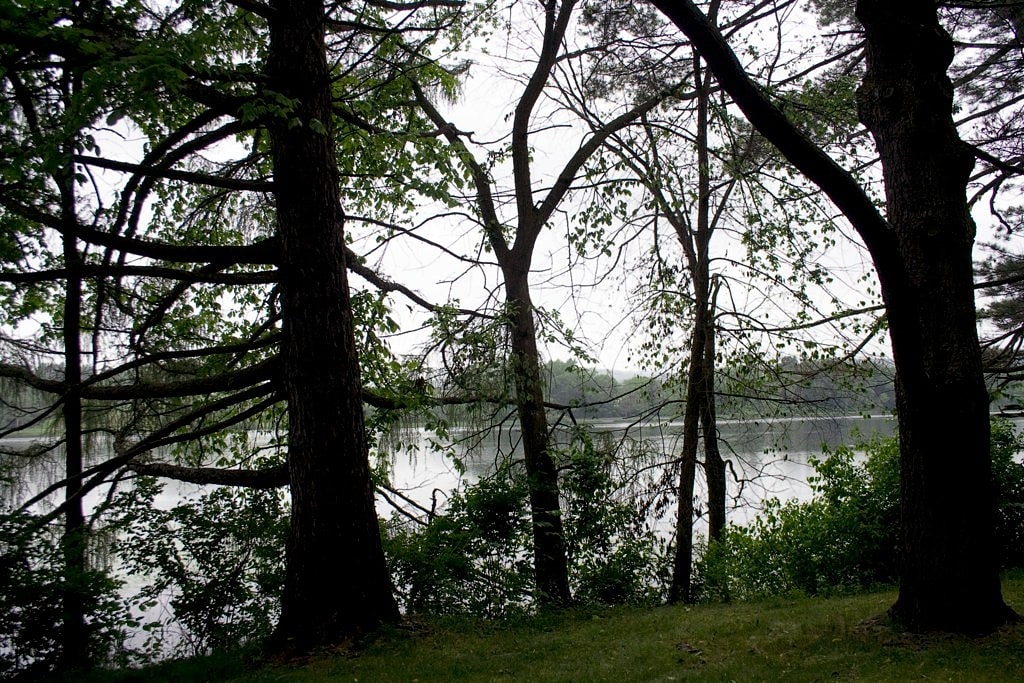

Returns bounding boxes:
[130,461,288,488]
[650,0,894,259]
[75,154,273,193]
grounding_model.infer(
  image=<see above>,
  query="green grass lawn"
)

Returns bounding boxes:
[95,575,1024,682]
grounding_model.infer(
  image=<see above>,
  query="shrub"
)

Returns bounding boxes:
[109,479,287,658]
[383,461,535,618]
[561,428,665,606]
[992,419,1024,568]
[695,418,1024,602]
[383,427,667,615]
[0,511,130,678]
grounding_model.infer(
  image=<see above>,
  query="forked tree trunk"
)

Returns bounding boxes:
[669,51,726,601]
[856,0,1015,632]
[266,0,399,653]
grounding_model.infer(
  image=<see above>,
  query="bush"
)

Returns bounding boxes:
[992,419,1024,568]
[383,427,667,615]
[109,479,287,658]
[695,418,1024,602]
[383,461,535,618]
[561,428,665,606]
[0,511,130,678]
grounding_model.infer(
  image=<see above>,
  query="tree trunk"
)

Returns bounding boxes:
[669,51,725,600]
[60,157,89,672]
[266,0,399,653]
[856,0,1015,632]
[693,52,726,545]
[668,348,700,604]
[701,288,726,542]
[668,257,707,603]
[504,267,572,607]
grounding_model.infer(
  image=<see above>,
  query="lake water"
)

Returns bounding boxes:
[3,413,900,519]
[382,413,900,527]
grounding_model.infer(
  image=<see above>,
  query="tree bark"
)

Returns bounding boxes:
[266,0,399,653]
[856,0,1015,632]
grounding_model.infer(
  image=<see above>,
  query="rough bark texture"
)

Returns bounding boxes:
[856,0,1014,632]
[266,0,399,653]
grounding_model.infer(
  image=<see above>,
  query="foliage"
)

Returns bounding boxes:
[993,418,1024,569]
[1,0,462,663]
[979,249,1024,335]
[107,479,287,659]
[695,419,1024,602]
[0,511,130,678]
[560,428,666,606]
[383,426,667,616]
[542,360,667,420]
[978,247,1024,384]
[382,461,534,618]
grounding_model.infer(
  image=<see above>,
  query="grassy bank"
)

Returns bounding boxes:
[93,575,1024,682]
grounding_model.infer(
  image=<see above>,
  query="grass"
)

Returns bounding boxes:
[87,576,1024,683]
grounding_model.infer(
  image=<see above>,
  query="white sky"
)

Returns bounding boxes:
[345,2,893,378]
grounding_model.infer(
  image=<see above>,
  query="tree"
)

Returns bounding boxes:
[412,0,685,607]
[0,0,468,663]
[262,0,399,651]
[576,0,883,603]
[650,0,1018,630]
[0,2,144,668]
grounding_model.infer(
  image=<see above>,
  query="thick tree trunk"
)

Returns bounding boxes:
[856,0,1015,631]
[504,269,572,607]
[266,0,398,653]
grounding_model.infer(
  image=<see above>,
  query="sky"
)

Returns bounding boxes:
[345,2,893,379]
